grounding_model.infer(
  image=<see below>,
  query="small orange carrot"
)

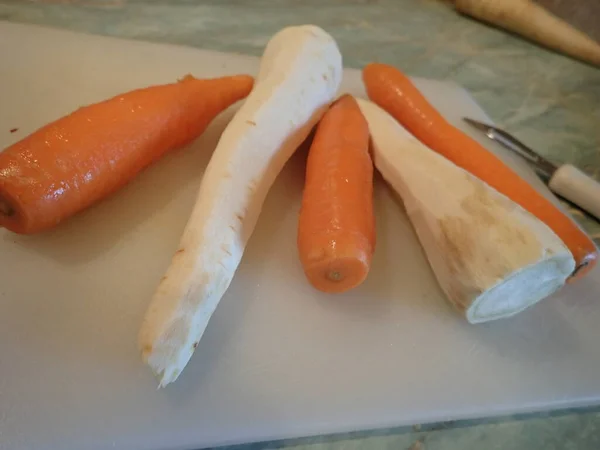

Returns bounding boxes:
[0,74,254,234]
[363,63,597,281]
[297,94,375,293]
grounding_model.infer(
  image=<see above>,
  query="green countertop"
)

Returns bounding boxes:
[2,1,599,449]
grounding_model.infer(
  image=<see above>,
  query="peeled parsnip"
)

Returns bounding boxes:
[138,25,342,386]
[454,0,600,67]
[357,98,575,323]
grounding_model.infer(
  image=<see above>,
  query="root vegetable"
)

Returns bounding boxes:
[0,75,254,234]
[454,0,600,67]
[138,25,343,386]
[362,63,598,281]
[297,94,375,294]
[357,98,575,323]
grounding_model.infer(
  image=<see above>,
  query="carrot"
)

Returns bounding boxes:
[454,0,600,67]
[297,94,375,293]
[0,74,254,235]
[362,63,597,281]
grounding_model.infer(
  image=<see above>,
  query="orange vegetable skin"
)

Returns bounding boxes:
[0,74,254,234]
[362,63,597,281]
[297,94,376,293]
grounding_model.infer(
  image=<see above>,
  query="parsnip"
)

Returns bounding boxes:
[139,25,342,386]
[357,99,575,323]
[454,0,600,67]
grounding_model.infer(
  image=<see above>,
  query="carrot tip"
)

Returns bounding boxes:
[567,252,598,282]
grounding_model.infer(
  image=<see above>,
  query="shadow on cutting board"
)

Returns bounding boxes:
[469,301,581,364]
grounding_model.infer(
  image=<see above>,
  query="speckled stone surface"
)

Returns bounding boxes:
[1,1,600,449]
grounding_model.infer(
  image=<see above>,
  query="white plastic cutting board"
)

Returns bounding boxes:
[1,22,599,450]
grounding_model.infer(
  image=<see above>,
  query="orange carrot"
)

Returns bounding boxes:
[0,74,254,234]
[297,94,375,293]
[362,63,597,281]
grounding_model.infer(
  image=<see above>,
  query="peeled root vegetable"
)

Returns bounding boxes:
[0,75,254,234]
[454,0,600,67]
[138,25,343,386]
[297,94,375,294]
[357,99,575,324]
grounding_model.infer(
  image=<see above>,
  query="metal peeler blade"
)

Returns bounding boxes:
[462,117,558,179]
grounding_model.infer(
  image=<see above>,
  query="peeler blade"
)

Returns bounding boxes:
[462,117,557,179]
[462,117,491,133]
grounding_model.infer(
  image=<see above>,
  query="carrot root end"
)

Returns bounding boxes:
[0,198,15,217]
[327,270,344,282]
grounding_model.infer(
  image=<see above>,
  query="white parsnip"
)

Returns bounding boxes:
[454,0,600,67]
[139,25,342,386]
[357,99,575,324]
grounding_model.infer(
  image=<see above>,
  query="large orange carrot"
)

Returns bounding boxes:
[0,74,254,234]
[363,63,597,281]
[297,94,375,293]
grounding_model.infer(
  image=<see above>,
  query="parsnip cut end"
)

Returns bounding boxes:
[465,255,574,323]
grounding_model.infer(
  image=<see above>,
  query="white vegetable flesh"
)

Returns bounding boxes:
[357,99,575,324]
[139,25,342,386]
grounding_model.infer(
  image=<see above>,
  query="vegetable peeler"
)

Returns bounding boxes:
[463,117,600,221]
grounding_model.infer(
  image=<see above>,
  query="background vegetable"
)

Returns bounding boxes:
[362,63,598,281]
[454,0,600,67]
[0,74,254,234]
[357,98,575,323]
[297,94,375,294]
[138,25,343,387]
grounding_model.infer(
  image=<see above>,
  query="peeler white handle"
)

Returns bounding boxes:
[549,164,600,220]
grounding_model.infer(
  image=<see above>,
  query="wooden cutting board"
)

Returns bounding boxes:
[1,21,599,450]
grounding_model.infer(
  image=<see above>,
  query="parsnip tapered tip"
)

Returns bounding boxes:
[140,339,190,388]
